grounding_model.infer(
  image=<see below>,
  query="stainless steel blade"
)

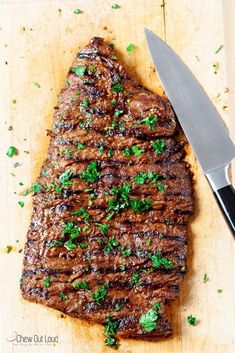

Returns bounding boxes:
[145,28,235,173]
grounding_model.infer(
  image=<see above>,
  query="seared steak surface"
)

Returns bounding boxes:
[21,37,194,347]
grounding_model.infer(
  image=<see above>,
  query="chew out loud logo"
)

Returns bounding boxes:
[7,332,59,345]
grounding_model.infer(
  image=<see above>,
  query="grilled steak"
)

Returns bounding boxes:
[21,37,194,347]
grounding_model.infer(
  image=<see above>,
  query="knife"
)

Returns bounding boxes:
[145,28,235,236]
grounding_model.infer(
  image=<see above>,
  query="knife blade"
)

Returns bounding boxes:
[145,28,235,236]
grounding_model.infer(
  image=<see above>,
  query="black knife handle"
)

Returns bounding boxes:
[214,184,235,237]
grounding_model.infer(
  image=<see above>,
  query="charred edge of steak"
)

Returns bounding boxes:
[21,36,194,346]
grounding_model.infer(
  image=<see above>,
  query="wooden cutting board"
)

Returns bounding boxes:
[0,1,234,352]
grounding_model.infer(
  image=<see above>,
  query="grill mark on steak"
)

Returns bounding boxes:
[21,37,194,345]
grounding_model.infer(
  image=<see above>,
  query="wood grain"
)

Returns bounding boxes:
[0,1,234,352]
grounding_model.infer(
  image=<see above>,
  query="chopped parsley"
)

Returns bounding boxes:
[203,273,209,283]
[59,169,73,186]
[72,65,86,77]
[149,251,173,269]
[99,145,105,153]
[104,317,120,348]
[8,125,13,131]
[77,141,86,150]
[95,223,109,235]
[132,145,144,157]
[115,303,123,311]
[130,273,141,287]
[157,181,167,192]
[126,43,135,52]
[146,239,152,246]
[215,44,223,54]
[79,161,100,183]
[132,172,148,184]
[132,171,160,185]
[6,146,18,158]
[107,149,114,157]
[107,183,152,215]
[120,264,126,272]
[104,237,119,253]
[187,315,197,326]
[111,3,120,9]
[73,281,89,290]
[151,139,165,155]
[88,65,96,71]
[140,115,157,130]
[139,308,159,332]
[217,288,223,293]
[89,283,109,305]
[22,182,42,195]
[112,83,123,93]
[123,146,132,157]
[80,97,90,107]
[44,277,51,288]
[32,82,40,88]
[60,292,68,301]
[62,221,80,251]
[111,100,116,106]
[114,109,123,117]
[18,201,24,208]
[129,198,153,213]
[73,9,82,14]
[6,245,13,253]
[71,206,90,219]
[119,246,132,258]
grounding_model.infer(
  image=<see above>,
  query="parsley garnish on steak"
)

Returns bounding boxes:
[21,37,194,348]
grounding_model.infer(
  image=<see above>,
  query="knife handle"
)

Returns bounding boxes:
[214,185,235,236]
[206,166,235,238]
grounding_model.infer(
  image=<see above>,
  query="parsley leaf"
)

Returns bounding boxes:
[80,98,90,107]
[132,172,148,185]
[77,141,86,150]
[104,317,120,348]
[187,315,197,326]
[60,292,68,301]
[126,43,135,52]
[79,161,100,183]
[114,109,124,117]
[18,201,24,208]
[73,9,82,14]
[89,283,109,305]
[132,145,144,157]
[95,223,109,235]
[32,82,40,88]
[123,146,132,157]
[104,237,119,253]
[73,281,89,290]
[151,139,165,155]
[72,65,86,77]
[59,169,73,186]
[157,181,167,192]
[203,273,209,283]
[22,182,42,195]
[6,146,18,158]
[112,83,123,93]
[111,3,120,9]
[129,199,152,213]
[71,206,90,219]
[140,115,157,130]
[44,277,51,288]
[139,309,158,332]
[149,251,173,269]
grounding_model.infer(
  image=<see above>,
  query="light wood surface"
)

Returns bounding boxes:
[0,1,234,353]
